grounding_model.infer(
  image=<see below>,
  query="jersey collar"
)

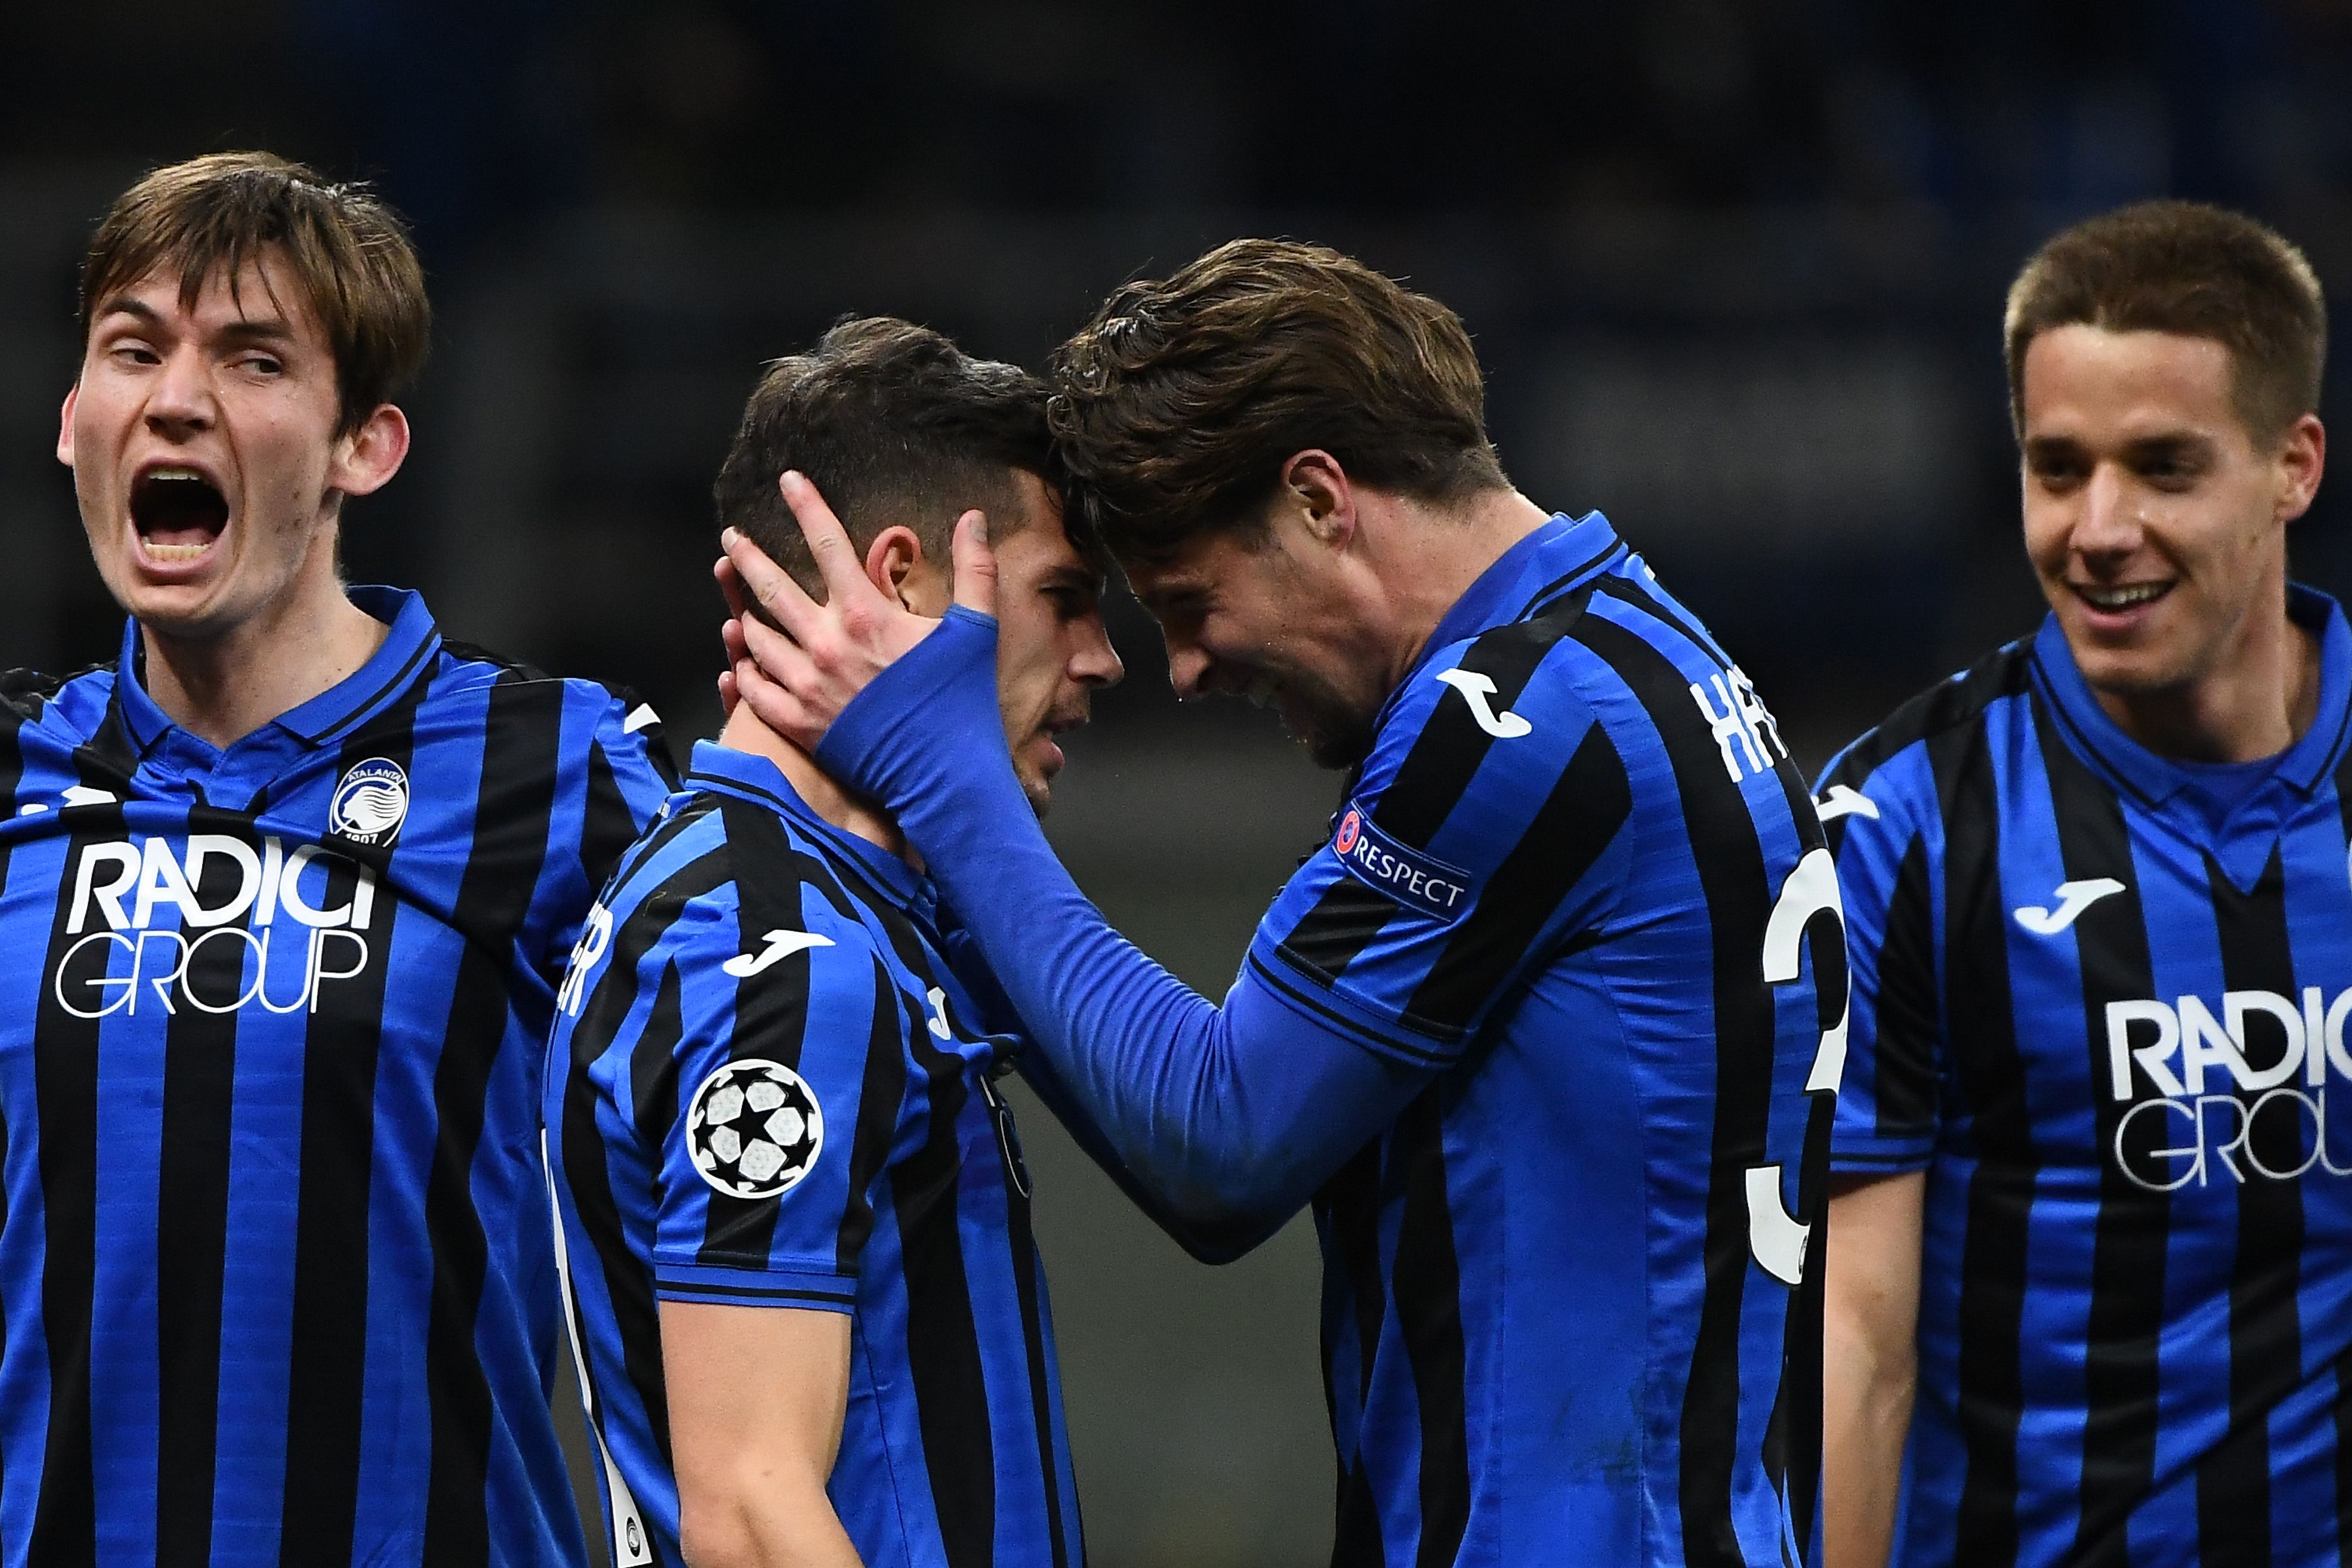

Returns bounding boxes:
[1414,510,1625,676]
[683,738,931,912]
[111,585,444,762]
[2027,582,2352,811]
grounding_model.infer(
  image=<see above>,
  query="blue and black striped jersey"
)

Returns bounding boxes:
[0,587,675,1567]
[1250,512,1842,1565]
[1821,586,2352,1567]
[542,740,1081,1568]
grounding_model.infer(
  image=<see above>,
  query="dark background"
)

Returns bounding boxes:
[6,3,2350,1563]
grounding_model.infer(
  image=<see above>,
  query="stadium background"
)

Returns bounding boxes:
[5,3,2350,1562]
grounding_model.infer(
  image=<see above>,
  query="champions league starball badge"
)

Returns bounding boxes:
[685,1058,824,1200]
[329,757,410,845]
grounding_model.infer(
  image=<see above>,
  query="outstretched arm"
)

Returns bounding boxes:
[711,477,1431,1239]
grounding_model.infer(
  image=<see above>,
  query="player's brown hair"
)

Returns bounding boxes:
[2004,200,2327,444]
[1047,238,1507,563]
[78,151,431,436]
[713,316,1064,603]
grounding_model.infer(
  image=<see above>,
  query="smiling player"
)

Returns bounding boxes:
[0,152,674,1567]
[1819,203,2347,1566]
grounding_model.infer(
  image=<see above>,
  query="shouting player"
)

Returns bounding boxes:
[1820,203,2340,1565]
[1,154,674,1565]
[721,242,1845,1565]
[543,319,1120,1568]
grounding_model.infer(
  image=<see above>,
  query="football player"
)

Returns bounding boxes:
[719,241,1843,1565]
[542,318,1122,1568]
[1819,202,2342,1566]
[1,152,674,1567]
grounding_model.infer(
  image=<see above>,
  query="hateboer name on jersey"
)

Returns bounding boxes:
[54,832,382,1018]
[2105,985,2352,1190]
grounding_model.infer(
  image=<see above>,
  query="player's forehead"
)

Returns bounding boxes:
[90,250,327,351]
[2019,324,2241,439]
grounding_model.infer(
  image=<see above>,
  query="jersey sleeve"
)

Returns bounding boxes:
[1247,647,1633,1068]
[1817,754,1945,1175]
[641,870,902,1314]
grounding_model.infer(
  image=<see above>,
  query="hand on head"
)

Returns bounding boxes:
[713,470,996,746]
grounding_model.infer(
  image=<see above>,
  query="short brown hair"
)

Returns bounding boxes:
[1047,238,1507,562]
[2004,200,2327,443]
[79,152,431,434]
[713,317,1060,600]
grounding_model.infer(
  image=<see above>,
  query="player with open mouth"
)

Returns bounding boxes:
[2,152,676,1568]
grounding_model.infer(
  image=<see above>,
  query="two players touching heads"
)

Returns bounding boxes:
[4,145,2333,1568]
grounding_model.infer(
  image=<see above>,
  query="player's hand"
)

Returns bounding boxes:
[716,469,997,750]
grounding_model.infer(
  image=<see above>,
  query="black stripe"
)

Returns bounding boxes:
[1819,645,2036,857]
[295,627,443,747]
[1281,879,1408,983]
[26,820,115,1568]
[1245,951,1459,1063]
[1936,695,2032,1567]
[154,811,266,1568]
[0,687,31,1511]
[269,689,424,1567]
[1872,836,1941,1142]
[1000,1085,1071,1568]
[2034,694,2164,1567]
[1388,1086,1470,1568]
[572,838,734,1475]
[1569,608,1782,1565]
[836,955,910,1273]
[1402,722,1630,1033]
[581,738,649,898]
[419,669,566,1567]
[694,800,826,1267]
[2194,844,2300,1568]
[892,997,994,1568]
[1321,1141,1388,1568]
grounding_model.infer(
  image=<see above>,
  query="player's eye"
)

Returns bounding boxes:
[108,342,161,367]
[238,353,286,376]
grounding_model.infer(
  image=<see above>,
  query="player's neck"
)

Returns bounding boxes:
[718,704,911,861]
[138,540,389,751]
[1380,486,1554,685]
[2087,597,2323,764]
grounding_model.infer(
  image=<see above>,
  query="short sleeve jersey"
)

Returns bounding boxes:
[543,741,1081,1568]
[0,587,676,1567]
[1820,588,2352,1567]
[1247,512,1842,1566]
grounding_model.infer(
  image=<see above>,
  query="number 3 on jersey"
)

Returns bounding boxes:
[1747,847,1847,1286]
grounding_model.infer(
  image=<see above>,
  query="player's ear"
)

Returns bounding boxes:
[57,380,79,468]
[1281,449,1356,551]
[864,525,939,612]
[2276,412,2325,525]
[328,403,411,499]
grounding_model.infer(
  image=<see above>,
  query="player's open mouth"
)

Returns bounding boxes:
[2075,581,2172,614]
[1241,674,1281,710]
[130,465,230,564]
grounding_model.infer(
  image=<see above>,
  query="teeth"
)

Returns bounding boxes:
[2082,583,2168,611]
[144,542,212,561]
[144,466,208,483]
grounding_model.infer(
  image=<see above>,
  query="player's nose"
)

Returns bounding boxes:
[143,346,216,437]
[1164,641,1211,701]
[2074,463,2144,557]
[1071,617,1123,689]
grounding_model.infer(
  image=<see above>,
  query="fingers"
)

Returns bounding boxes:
[731,649,828,751]
[738,609,825,696]
[949,510,998,619]
[713,556,749,623]
[777,470,876,609]
[721,517,823,643]
[715,667,740,719]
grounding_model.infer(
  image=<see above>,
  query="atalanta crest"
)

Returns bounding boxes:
[330,757,410,845]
